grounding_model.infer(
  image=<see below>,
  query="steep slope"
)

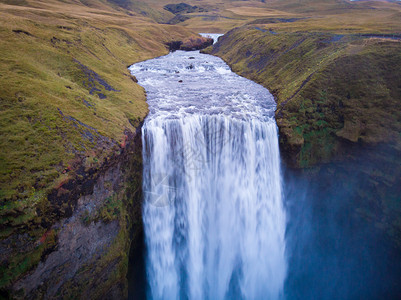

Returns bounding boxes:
[208,28,401,167]
[0,0,206,297]
[204,4,401,248]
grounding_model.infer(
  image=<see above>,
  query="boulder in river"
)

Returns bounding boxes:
[165,37,213,52]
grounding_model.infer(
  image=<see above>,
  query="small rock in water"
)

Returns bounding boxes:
[178,80,183,83]
[189,57,195,59]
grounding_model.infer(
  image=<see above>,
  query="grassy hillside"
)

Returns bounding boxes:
[0,0,204,292]
[208,29,401,166]
[204,0,401,248]
[133,0,401,33]
[203,0,401,166]
[0,0,198,218]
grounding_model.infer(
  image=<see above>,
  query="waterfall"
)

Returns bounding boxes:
[130,48,287,300]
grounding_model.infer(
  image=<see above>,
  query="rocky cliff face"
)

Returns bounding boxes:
[1,129,143,299]
[204,27,401,247]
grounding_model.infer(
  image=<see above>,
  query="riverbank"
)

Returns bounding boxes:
[203,26,401,249]
[0,0,211,297]
[204,29,401,167]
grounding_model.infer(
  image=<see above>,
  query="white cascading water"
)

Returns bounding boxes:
[129,35,286,300]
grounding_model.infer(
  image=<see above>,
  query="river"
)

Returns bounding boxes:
[128,35,401,300]
[129,36,287,299]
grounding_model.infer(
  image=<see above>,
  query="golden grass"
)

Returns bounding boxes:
[0,0,200,216]
[226,6,294,17]
[161,0,401,34]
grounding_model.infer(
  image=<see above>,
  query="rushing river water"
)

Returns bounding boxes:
[130,38,287,299]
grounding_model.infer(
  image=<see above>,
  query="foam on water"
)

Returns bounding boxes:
[130,45,287,300]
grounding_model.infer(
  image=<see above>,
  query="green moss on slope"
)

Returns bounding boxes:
[207,28,401,167]
[0,0,202,292]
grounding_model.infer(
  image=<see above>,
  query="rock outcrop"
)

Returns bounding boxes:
[163,3,206,15]
[163,2,207,25]
[2,129,143,299]
[166,37,213,51]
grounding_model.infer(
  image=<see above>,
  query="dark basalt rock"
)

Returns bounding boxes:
[130,75,138,83]
[165,40,183,51]
[165,37,213,52]
[163,3,206,15]
[74,59,120,96]
[179,37,213,51]
[167,14,190,25]
[12,29,32,36]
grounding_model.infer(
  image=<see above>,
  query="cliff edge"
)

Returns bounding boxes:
[205,27,401,248]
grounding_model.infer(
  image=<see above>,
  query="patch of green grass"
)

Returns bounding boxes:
[0,228,57,288]
[97,195,121,223]
[81,194,121,225]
